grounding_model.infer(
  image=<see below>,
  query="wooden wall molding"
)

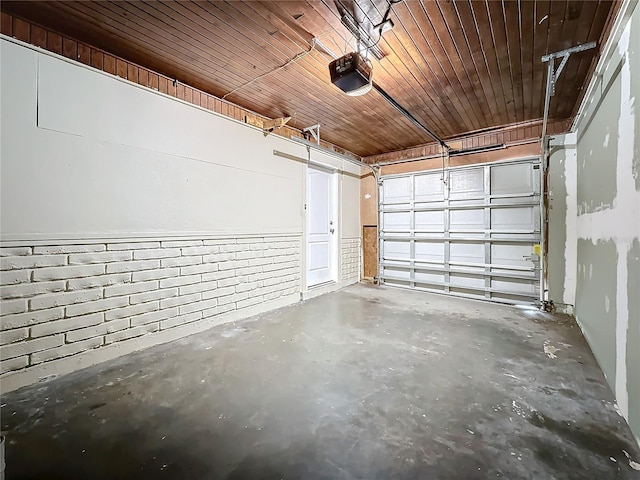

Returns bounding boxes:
[363,118,571,165]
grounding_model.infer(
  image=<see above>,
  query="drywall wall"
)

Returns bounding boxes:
[569,0,640,445]
[575,239,618,384]
[0,37,361,391]
[547,140,568,307]
[547,134,577,312]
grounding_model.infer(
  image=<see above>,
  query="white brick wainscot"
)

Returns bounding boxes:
[0,235,301,391]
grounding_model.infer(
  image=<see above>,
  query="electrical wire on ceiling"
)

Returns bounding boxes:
[222,39,318,100]
[365,0,405,57]
[336,0,449,151]
[335,0,405,60]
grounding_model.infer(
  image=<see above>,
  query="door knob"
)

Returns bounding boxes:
[330,228,335,234]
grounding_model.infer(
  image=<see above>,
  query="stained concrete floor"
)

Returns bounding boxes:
[2,283,640,479]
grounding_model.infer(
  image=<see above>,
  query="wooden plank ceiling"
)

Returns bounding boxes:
[1,1,616,157]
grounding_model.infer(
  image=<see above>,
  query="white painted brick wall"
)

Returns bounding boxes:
[1,356,29,374]
[104,302,159,321]
[341,238,361,283]
[31,337,103,364]
[0,270,31,286]
[65,318,129,343]
[0,247,33,257]
[133,248,181,260]
[33,264,105,281]
[106,242,160,251]
[1,299,27,315]
[0,236,301,376]
[30,313,103,338]
[67,273,131,291]
[34,245,106,255]
[0,328,29,345]
[69,251,132,265]
[1,281,67,299]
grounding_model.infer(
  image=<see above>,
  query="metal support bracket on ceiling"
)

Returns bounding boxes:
[303,124,321,145]
[540,41,597,148]
[541,42,597,96]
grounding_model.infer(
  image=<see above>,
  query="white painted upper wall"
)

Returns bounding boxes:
[341,174,361,238]
[0,39,360,242]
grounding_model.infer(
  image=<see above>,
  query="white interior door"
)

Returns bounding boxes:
[307,165,336,287]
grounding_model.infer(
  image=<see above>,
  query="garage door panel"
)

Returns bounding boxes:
[492,292,537,302]
[380,160,540,305]
[414,173,444,203]
[450,273,485,289]
[415,211,444,231]
[383,211,412,231]
[491,244,532,268]
[383,266,411,281]
[415,242,444,263]
[491,163,535,196]
[491,278,536,294]
[450,169,484,199]
[383,177,412,204]
[450,209,484,231]
[383,240,410,259]
[415,271,445,284]
[415,282,446,293]
[450,287,485,299]
[450,242,484,263]
[491,207,538,233]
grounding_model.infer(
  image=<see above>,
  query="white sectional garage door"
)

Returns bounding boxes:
[379,159,541,304]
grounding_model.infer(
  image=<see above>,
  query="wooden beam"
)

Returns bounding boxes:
[262,116,291,136]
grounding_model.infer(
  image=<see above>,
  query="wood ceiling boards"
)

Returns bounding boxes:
[1,1,617,157]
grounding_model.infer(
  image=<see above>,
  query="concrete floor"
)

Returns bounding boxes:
[2,283,639,479]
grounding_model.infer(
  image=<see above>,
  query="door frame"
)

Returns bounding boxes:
[305,162,339,289]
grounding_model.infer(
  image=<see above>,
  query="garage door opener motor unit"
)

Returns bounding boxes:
[329,52,373,96]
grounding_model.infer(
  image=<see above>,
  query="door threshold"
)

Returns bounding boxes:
[301,280,341,301]
[308,280,336,290]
